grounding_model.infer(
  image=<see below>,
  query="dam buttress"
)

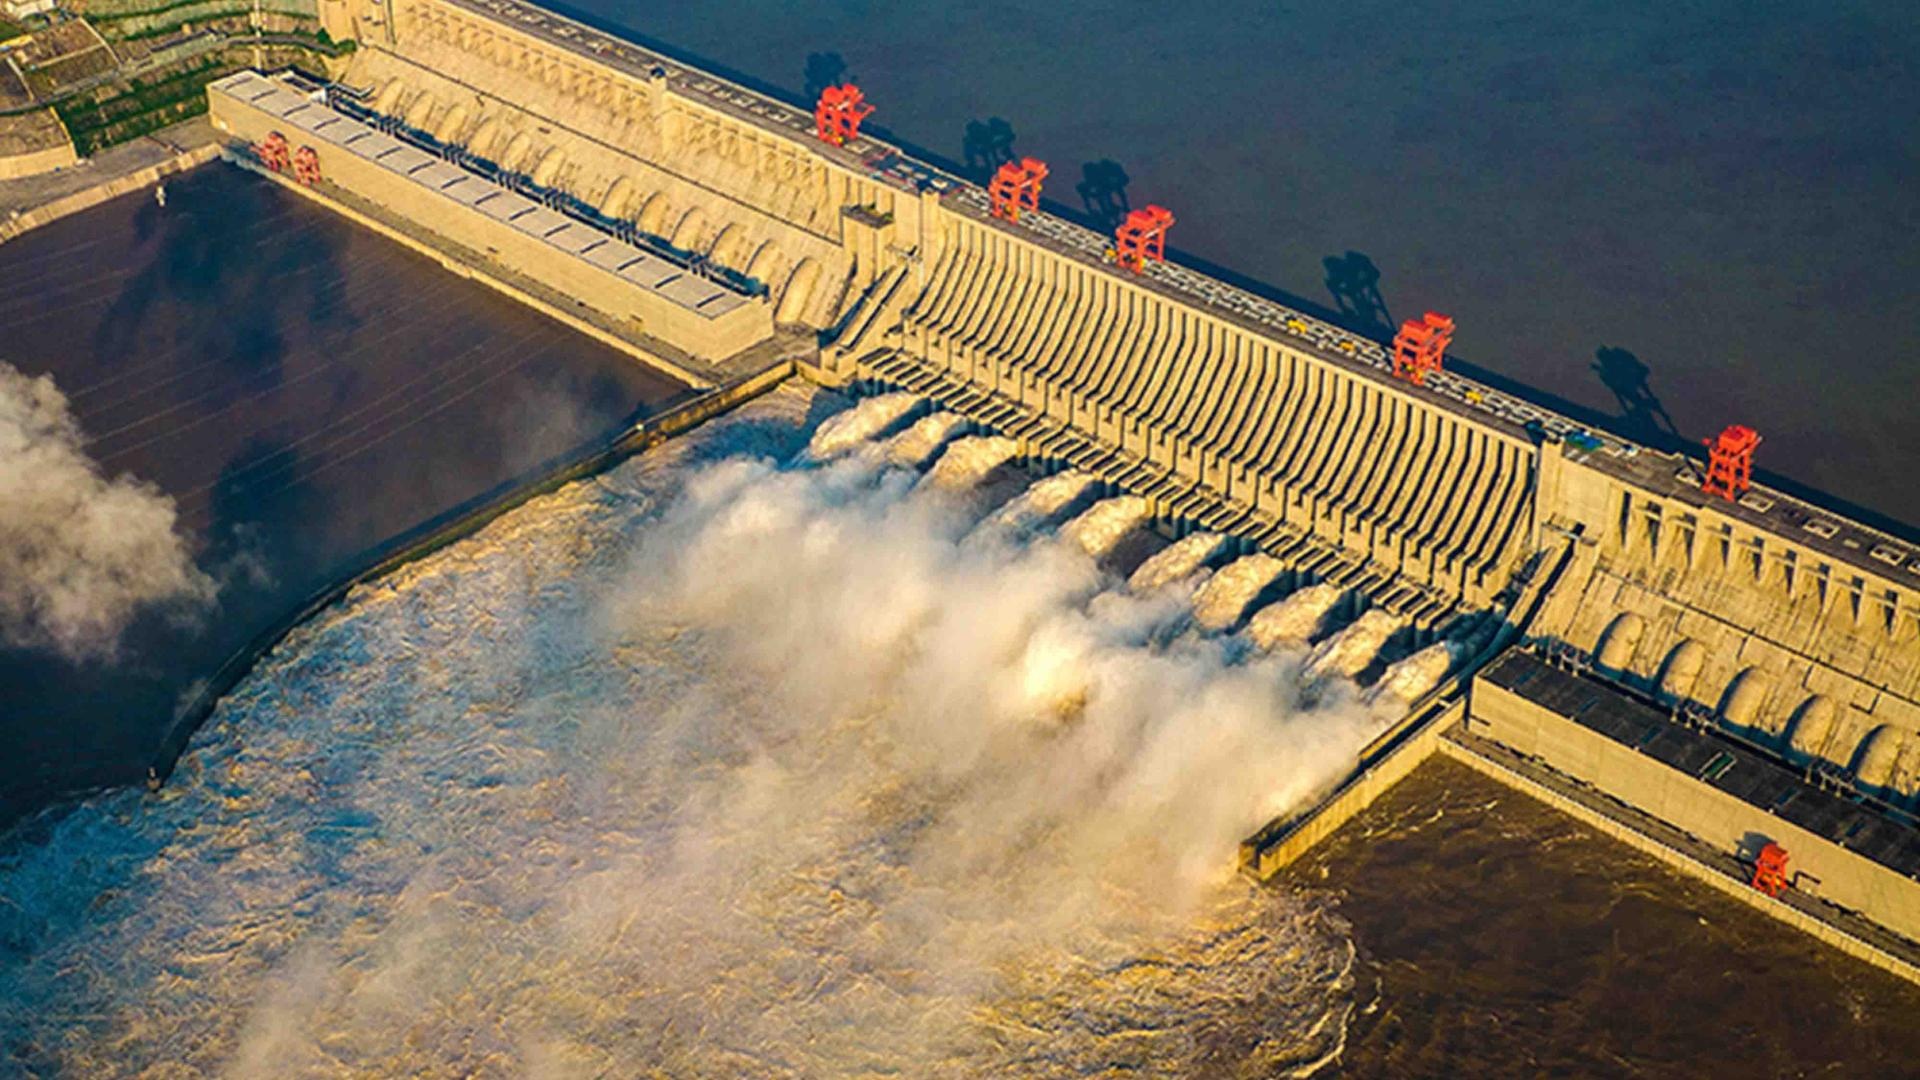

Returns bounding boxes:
[199,0,1920,981]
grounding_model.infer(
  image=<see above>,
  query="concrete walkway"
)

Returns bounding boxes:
[0,116,216,236]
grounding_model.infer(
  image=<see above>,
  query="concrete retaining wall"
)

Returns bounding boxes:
[1437,734,1920,986]
[1240,696,1458,880]
[0,141,217,244]
[1471,675,1920,945]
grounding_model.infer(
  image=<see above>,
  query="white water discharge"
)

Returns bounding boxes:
[1191,554,1290,632]
[981,469,1098,537]
[880,410,969,469]
[1130,531,1230,592]
[805,389,920,459]
[1248,583,1346,652]
[1365,641,1460,706]
[1306,609,1404,682]
[922,433,1019,490]
[0,389,1386,1077]
[1061,494,1150,558]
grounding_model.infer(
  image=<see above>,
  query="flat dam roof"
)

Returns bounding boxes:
[211,70,752,324]
[1482,650,1920,880]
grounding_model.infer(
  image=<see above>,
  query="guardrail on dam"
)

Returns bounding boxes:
[202,0,1920,976]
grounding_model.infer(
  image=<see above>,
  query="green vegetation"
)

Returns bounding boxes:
[0,17,28,41]
[54,56,220,155]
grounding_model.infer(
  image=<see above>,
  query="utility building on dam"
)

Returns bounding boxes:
[206,0,1920,979]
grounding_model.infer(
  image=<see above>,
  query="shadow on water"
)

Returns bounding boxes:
[1075,159,1132,232]
[203,434,329,577]
[1323,251,1393,335]
[961,117,1017,181]
[1591,345,1678,445]
[93,169,358,407]
[802,50,847,101]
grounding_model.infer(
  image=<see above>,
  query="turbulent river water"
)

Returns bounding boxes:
[7,385,1920,1077]
[0,387,1411,1076]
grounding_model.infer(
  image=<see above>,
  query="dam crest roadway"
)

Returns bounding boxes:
[196,0,1920,981]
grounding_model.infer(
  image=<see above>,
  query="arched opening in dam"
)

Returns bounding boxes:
[6,0,1920,1070]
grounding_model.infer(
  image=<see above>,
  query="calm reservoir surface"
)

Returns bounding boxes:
[580,0,1920,528]
[0,165,689,825]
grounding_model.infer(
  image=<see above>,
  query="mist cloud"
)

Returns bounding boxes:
[0,362,214,660]
[0,391,1374,1075]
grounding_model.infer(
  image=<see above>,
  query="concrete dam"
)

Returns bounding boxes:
[203,0,1920,979]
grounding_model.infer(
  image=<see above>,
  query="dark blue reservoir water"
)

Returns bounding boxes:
[581,0,1920,529]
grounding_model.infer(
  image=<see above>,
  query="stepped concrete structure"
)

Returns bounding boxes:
[203,0,1920,978]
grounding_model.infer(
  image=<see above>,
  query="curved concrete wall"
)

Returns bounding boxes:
[306,0,1920,786]
[876,215,1537,608]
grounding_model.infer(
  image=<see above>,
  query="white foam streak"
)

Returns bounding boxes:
[1190,554,1288,632]
[922,434,1018,490]
[1365,640,1460,705]
[806,391,921,459]
[1305,608,1403,681]
[981,469,1098,536]
[880,410,969,468]
[1247,583,1345,651]
[1129,531,1229,592]
[1061,495,1149,558]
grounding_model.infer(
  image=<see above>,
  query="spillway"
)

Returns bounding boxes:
[808,392,922,460]
[1191,555,1290,633]
[1061,496,1150,558]
[1305,610,1403,682]
[982,469,1099,536]
[1365,642,1461,706]
[882,411,969,469]
[1130,532,1230,592]
[1247,584,1347,652]
[923,434,1018,490]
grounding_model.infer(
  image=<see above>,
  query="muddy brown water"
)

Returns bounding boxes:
[1287,756,1920,1078]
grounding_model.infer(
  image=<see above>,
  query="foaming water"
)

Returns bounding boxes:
[1248,583,1346,651]
[0,388,1382,1077]
[1306,609,1404,681]
[879,409,968,468]
[1130,531,1229,592]
[1191,554,1289,632]
[1365,641,1460,706]
[981,469,1098,537]
[806,389,921,459]
[922,433,1018,489]
[1061,494,1150,558]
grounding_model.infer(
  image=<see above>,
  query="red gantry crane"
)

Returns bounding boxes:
[292,145,322,186]
[258,131,291,173]
[1701,424,1761,501]
[1751,841,1790,896]
[1112,204,1173,273]
[989,157,1048,221]
[1391,311,1455,386]
[814,84,874,146]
